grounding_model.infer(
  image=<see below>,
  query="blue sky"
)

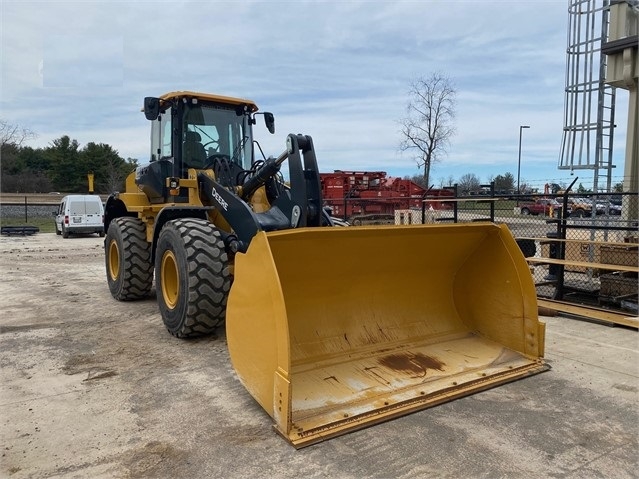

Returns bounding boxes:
[0,0,630,192]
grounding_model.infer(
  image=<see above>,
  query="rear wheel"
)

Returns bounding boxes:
[105,217,153,300]
[62,224,69,238]
[520,208,530,215]
[155,218,232,338]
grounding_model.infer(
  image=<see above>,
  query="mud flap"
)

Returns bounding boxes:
[226,223,548,448]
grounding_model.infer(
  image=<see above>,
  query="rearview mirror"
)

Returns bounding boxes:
[264,112,275,134]
[144,97,160,121]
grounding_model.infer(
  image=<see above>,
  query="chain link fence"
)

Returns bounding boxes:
[517,192,638,318]
[336,186,638,317]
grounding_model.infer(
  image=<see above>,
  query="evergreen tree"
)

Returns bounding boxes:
[47,136,82,192]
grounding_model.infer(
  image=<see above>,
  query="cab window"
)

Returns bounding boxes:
[150,106,173,161]
[183,103,252,169]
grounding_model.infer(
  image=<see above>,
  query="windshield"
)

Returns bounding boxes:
[182,103,253,170]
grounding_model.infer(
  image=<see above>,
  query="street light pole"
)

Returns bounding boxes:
[517,125,530,194]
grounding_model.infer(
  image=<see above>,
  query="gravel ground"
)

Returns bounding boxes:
[0,233,637,479]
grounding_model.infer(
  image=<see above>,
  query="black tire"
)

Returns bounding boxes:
[105,217,153,300]
[99,230,105,238]
[56,224,61,235]
[520,208,530,215]
[573,209,585,218]
[62,224,69,238]
[155,218,232,338]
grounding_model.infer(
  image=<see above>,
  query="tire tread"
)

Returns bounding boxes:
[158,219,231,338]
[107,217,153,300]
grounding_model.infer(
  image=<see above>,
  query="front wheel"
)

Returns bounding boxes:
[155,218,232,338]
[520,208,530,215]
[105,217,153,300]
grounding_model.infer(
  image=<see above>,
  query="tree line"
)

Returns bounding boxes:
[2,118,621,198]
[1,120,137,194]
[0,117,524,198]
[405,171,519,195]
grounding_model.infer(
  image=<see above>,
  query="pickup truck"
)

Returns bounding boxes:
[520,199,562,217]
[568,197,605,217]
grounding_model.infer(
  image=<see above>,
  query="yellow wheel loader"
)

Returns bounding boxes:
[104,91,548,448]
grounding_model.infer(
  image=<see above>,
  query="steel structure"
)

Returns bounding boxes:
[559,0,617,193]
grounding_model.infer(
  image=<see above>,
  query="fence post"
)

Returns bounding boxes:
[421,185,434,224]
[453,184,459,223]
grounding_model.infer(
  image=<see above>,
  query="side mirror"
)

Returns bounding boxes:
[264,112,275,134]
[144,97,160,121]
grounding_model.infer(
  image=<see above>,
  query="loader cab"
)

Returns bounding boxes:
[146,92,264,173]
[181,102,253,175]
[140,91,273,200]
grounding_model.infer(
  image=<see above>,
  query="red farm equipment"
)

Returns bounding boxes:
[320,170,453,225]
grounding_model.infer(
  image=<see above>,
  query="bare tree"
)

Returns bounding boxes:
[0,120,36,148]
[403,174,428,189]
[103,155,137,193]
[399,73,456,188]
[457,173,481,195]
[438,175,455,188]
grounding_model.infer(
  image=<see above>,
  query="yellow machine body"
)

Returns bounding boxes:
[226,222,547,448]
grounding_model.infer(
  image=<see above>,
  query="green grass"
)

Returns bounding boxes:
[0,217,57,233]
[456,199,518,217]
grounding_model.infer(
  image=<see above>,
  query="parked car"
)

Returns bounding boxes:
[600,200,622,215]
[54,195,105,238]
[520,198,563,217]
[610,196,622,206]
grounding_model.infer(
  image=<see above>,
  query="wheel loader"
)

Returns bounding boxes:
[104,91,548,448]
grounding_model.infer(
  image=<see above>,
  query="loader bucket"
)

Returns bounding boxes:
[226,223,547,448]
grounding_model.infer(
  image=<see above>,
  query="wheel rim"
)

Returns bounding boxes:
[161,250,179,310]
[108,239,120,280]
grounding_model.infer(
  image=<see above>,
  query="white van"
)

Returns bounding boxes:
[55,195,105,238]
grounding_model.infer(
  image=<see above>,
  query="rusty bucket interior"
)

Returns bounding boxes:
[226,223,547,448]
